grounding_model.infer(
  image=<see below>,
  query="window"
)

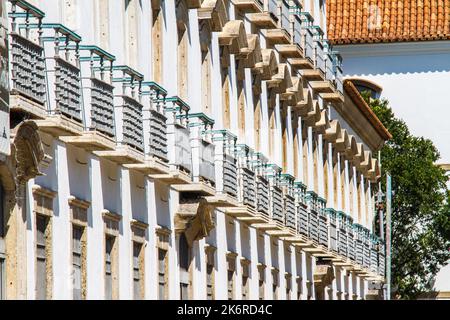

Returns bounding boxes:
[286,274,292,300]
[179,233,190,300]
[350,79,382,99]
[226,253,236,300]
[133,242,143,300]
[272,269,279,300]
[69,196,89,300]
[105,235,115,300]
[36,214,49,300]
[258,264,265,300]
[227,270,234,300]
[200,23,212,115]
[0,257,5,300]
[72,225,83,300]
[156,226,170,300]
[205,245,216,300]
[176,0,189,99]
[103,210,121,300]
[158,248,167,300]
[152,1,163,82]
[130,220,147,300]
[241,259,250,300]
[33,186,56,300]
[297,276,302,300]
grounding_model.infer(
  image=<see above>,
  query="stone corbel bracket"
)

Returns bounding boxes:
[218,20,250,57]
[197,0,228,32]
[313,262,335,289]
[175,197,216,246]
[12,120,52,185]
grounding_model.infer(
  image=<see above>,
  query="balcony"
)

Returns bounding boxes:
[236,144,257,208]
[295,182,308,236]
[246,0,277,29]
[9,33,47,116]
[188,113,215,185]
[60,45,117,151]
[275,13,303,58]
[363,228,371,269]
[232,0,264,13]
[150,96,192,185]
[8,1,46,118]
[252,153,270,218]
[94,65,145,164]
[336,211,348,257]
[378,243,386,276]
[256,175,270,216]
[288,12,315,72]
[370,235,380,274]
[354,224,364,266]
[347,216,356,261]
[206,130,240,207]
[22,23,85,136]
[142,82,168,162]
[326,208,338,252]
[280,174,296,230]
[317,197,328,247]
[263,0,291,44]
[125,82,171,175]
[306,191,319,243]
[265,165,284,225]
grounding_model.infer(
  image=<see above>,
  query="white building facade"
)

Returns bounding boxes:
[0,0,387,300]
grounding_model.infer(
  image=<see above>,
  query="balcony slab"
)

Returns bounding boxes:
[320,91,345,103]
[310,80,335,93]
[10,94,47,119]
[94,145,144,165]
[124,157,170,175]
[252,222,279,231]
[231,0,263,13]
[275,44,303,58]
[204,194,240,208]
[34,115,83,137]
[247,13,277,29]
[299,69,325,81]
[266,228,293,237]
[263,28,291,44]
[149,170,192,185]
[60,131,116,151]
[289,57,314,70]
[171,182,216,196]
[224,206,255,217]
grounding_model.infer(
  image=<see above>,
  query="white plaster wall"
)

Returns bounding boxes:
[337,42,450,165]
[13,0,374,301]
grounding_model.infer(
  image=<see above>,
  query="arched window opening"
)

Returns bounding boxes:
[179,233,190,300]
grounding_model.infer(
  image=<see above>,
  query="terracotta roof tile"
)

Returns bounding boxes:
[327,0,450,44]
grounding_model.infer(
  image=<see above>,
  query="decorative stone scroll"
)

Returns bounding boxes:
[267,63,292,95]
[218,20,250,56]
[286,76,304,106]
[313,261,335,299]
[323,119,341,142]
[344,135,358,160]
[175,197,215,246]
[335,129,350,153]
[12,121,51,185]
[260,49,278,80]
[197,0,228,32]
[244,34,263,70]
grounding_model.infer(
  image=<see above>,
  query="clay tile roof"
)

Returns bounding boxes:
[327,0,450,44]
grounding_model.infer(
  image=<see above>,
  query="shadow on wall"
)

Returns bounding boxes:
[341,52,450,76]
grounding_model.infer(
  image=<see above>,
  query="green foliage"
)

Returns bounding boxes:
[362,91,450,300]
